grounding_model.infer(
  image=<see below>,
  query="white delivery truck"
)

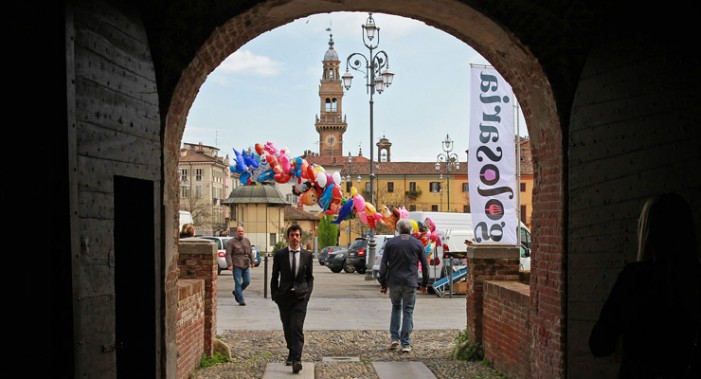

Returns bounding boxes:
[179,210,193,232]
[407,211,532,287]
[407,211,473,285]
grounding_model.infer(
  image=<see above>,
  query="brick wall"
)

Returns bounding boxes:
[176,279,205,379]
[176,239,219,378]
[466,246,521,343]
[483,281,532,379]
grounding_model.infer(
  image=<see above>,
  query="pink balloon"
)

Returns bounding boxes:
[430,231,439,241]
[279,154,290,174]
[374,213,383,222]
[424,217,436,232]
[353,194,366,212]
[358,211,368,225]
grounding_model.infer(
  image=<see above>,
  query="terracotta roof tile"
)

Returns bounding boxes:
[284,206,319,221]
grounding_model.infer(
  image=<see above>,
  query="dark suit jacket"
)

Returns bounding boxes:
[270,247,314,302]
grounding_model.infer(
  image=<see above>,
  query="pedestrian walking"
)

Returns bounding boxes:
[270,224,314,374]
[378,218,429,353]
[225,226,255,306]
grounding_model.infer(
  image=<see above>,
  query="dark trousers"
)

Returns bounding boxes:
[276,293,309,361]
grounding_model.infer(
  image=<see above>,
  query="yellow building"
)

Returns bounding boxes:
[305,140,533,246]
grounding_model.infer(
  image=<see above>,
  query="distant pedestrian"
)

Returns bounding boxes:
[589,193,701,378]
[180,223,195,238]
[225,226,255,306]
[270,224,314,374]
[378,218,429,353]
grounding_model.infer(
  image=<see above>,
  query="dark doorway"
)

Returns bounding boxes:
[114,176,156,377]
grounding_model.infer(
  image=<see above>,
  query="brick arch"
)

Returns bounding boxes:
[164,1,564,376]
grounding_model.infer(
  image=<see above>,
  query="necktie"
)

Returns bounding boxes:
[291,250,298,276]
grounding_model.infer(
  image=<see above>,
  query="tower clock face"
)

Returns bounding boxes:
[325,135,336,146]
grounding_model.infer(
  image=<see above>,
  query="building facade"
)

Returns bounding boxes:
[178,142,235,235]
[305,145,533,246]
[222,184,290,253]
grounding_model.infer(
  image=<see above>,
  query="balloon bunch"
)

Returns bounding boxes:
[409,216,443,263]
[330,187,410,229]
[230,142,421,230]
[230,142,449,234]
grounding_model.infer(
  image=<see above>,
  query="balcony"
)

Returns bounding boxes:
[405,189,422,200]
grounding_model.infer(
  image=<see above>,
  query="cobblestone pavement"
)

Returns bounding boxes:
[194,329,505,379]
[195,259,505,378]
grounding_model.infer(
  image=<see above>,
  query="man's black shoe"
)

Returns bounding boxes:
[292,361,302,373]
[285,360,292,366]
[238,302,246,306]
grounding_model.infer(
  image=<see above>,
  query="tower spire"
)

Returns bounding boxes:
[315,28,347,157]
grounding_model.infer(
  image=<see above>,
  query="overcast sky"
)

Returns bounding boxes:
[183,12,527,163]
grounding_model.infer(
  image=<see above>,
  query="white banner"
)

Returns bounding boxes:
[468,65,517,245]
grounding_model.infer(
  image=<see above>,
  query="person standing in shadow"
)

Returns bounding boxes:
[589,192,701,378]
[270,224,314,374]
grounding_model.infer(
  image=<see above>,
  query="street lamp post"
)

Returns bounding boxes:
[435,134,460,212]
[342,12,395,279]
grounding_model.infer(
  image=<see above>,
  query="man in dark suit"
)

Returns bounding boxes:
[270,224,314,374]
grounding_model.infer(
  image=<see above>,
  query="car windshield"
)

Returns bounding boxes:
[350,239,365,249]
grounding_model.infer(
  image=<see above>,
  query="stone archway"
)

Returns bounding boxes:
[163,1,564,376]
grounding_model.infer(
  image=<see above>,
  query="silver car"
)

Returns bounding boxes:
[200,236,231,275]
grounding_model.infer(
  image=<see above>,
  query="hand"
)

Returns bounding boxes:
[419,286,427,294]
[380,286,387,294]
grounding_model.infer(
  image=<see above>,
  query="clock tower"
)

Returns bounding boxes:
[315,32,347,157]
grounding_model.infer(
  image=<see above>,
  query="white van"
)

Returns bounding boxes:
[179,210,193,231]
[406,212,473,284]
[407,211,532,285]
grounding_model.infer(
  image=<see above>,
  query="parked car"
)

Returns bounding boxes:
[318,245,344,265]
[199,236,230,275]
[325,249,349,273]
[251,244,261,267]
[370,235,395,279]
[346,238,369,274]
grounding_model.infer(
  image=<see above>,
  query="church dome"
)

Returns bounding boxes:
[324,34,339,61]
[222,183,289,205]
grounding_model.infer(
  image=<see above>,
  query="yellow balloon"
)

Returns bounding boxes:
[410,219,419,232]
[365,203,376,215]
[350,186,358,197]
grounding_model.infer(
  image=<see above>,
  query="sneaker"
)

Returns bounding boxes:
[390,340,400,350]
[401,345,412,353]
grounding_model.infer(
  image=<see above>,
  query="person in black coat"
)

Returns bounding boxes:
[589,193,701,378]
[270,224,314,374]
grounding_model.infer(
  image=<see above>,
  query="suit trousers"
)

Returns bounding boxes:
[276,291,309,362]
